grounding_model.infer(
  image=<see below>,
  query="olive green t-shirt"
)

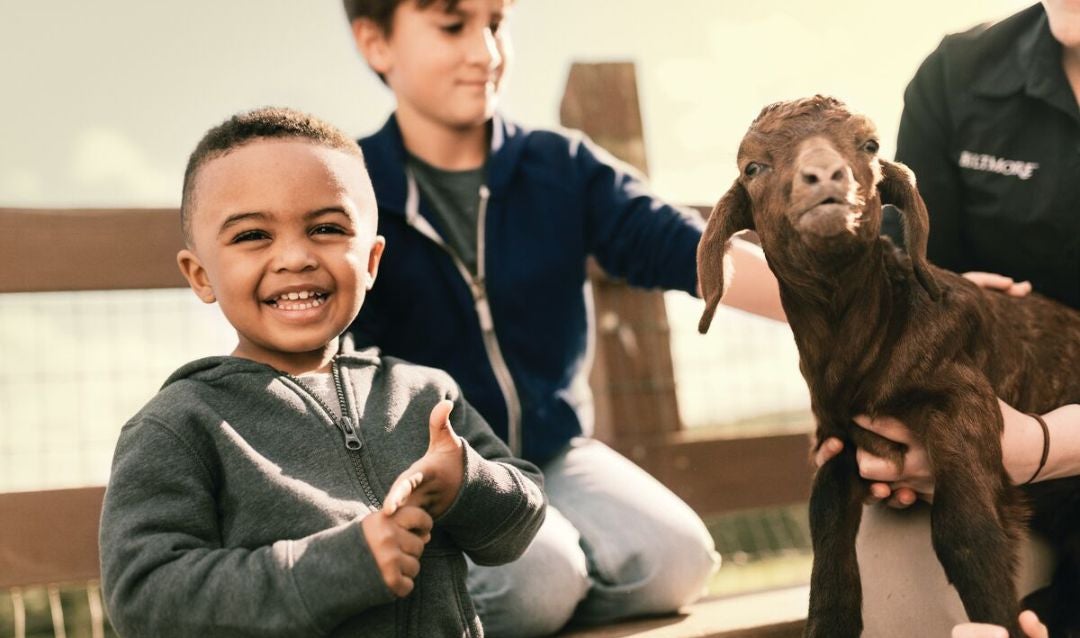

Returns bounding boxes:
[407,153,485,276]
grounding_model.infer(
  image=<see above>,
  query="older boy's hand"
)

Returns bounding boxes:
[962,271,1032,297]
[383,399,465,519]
[360,505,433,597]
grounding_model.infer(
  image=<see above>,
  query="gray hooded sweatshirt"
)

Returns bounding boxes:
[99,345,546,637]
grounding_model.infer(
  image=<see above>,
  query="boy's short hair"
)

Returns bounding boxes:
[180,106,363,242]
[342,0,463,32]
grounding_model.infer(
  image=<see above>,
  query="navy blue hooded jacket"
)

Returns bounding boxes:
[350,113,703,464]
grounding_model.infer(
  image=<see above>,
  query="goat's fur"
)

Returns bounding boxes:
[697,96,1080,638]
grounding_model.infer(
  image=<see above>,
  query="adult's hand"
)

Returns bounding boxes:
[952,610,1047,638]
[962,271,1032,297]
[815,400,1045,507]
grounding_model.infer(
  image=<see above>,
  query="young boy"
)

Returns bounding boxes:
[341,1,788,636]
[98,107,546,638]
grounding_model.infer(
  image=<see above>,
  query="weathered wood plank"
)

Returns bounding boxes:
[0,207,185,292]
[0,487,105,588]
[560,61,683,442]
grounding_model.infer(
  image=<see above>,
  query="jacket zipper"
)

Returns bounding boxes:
[286,359,381,507]
[404,173,524,456]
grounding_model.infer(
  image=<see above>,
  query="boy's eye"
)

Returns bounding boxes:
[311,224,348,236]
[231,229,269,243]
[489,19,503,34]
[440,21,465,34]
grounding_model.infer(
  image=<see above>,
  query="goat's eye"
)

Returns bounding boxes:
[862,139,880,154]
[744,162,763,177]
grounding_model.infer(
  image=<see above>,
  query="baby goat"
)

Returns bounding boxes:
[697,96,1080,638]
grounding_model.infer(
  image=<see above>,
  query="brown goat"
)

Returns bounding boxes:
[697,96,1080,638]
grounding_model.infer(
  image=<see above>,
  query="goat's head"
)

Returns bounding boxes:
[697,95,941,333]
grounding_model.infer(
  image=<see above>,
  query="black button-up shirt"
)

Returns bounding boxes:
[888,3,1080,308]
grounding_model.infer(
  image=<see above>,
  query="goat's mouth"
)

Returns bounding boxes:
[796,197,862,238]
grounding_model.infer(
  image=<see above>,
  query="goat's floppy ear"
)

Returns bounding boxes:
[877,159,942,301]
[697,179,754,334]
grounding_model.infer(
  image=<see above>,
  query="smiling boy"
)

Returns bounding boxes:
[98,107,545,638]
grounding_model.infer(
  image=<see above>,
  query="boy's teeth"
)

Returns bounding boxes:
[272,294,326,310]
[278,290,318,301]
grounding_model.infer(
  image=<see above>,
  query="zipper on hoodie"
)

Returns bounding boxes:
[404,173,524,456]
[286,359,381,507]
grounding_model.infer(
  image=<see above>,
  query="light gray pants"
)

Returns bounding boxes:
[467,438,720,638]
[858,502,1055,636]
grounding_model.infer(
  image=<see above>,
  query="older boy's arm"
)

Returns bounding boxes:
[100,417,395,638]
[577,134,703,295]
[433,396,546,566]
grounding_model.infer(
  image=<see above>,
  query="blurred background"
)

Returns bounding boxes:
[0,2,1036,632]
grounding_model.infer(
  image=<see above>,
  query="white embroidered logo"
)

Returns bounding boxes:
[958,151,1039,180]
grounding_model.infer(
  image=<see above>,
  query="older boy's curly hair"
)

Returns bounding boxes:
[180,107,363,242]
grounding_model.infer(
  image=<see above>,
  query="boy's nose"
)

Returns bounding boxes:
[468,27,502,71]
[272,239,318,272]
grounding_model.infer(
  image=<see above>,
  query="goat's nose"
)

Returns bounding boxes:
[799,159,849,186]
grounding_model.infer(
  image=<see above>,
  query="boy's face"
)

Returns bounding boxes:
[356,0,512,132]
[177,139,384,374]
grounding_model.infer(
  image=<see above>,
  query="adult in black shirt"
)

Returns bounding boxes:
[824,4,1080,636]
[896,2,1080,308]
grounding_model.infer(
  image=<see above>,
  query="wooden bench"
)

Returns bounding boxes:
[1,487,806,638]
[0,487,108,638]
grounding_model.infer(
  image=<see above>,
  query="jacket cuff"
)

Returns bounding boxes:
[287,517,395,633]
[436,441,538,550]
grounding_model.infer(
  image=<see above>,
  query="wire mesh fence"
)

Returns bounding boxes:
[0,288,811,493]
[0,289,234,492]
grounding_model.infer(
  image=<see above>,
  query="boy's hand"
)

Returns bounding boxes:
[383,399,465,519]
[360,505,433,597]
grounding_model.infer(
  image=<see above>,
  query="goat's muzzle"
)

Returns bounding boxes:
[791,138,861,239]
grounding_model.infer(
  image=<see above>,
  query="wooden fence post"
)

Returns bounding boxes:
[559,62,683,444]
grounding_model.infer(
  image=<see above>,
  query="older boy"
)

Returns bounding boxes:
[99,107,545,638]
[342,1,789,635]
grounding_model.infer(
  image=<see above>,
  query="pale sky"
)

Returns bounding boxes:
[2,0,1029,208]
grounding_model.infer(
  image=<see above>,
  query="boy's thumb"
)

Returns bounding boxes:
[428,399,455,448]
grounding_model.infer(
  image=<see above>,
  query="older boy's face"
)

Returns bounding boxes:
[178,139,383,374]
[366,0,512,131]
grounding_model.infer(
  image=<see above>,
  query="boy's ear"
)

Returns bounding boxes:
[351,18,393,75]
[176,249,217,304]
[365,236,386,291]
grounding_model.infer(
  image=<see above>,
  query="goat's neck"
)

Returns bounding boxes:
[774,240,904,378]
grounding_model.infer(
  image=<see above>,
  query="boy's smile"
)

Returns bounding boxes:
[177,139,384,374]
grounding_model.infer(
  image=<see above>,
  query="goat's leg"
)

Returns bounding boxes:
[925,408,1024,637]
[805,445,867,638]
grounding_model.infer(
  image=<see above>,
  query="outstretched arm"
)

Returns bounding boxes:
[720,237,786,322]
